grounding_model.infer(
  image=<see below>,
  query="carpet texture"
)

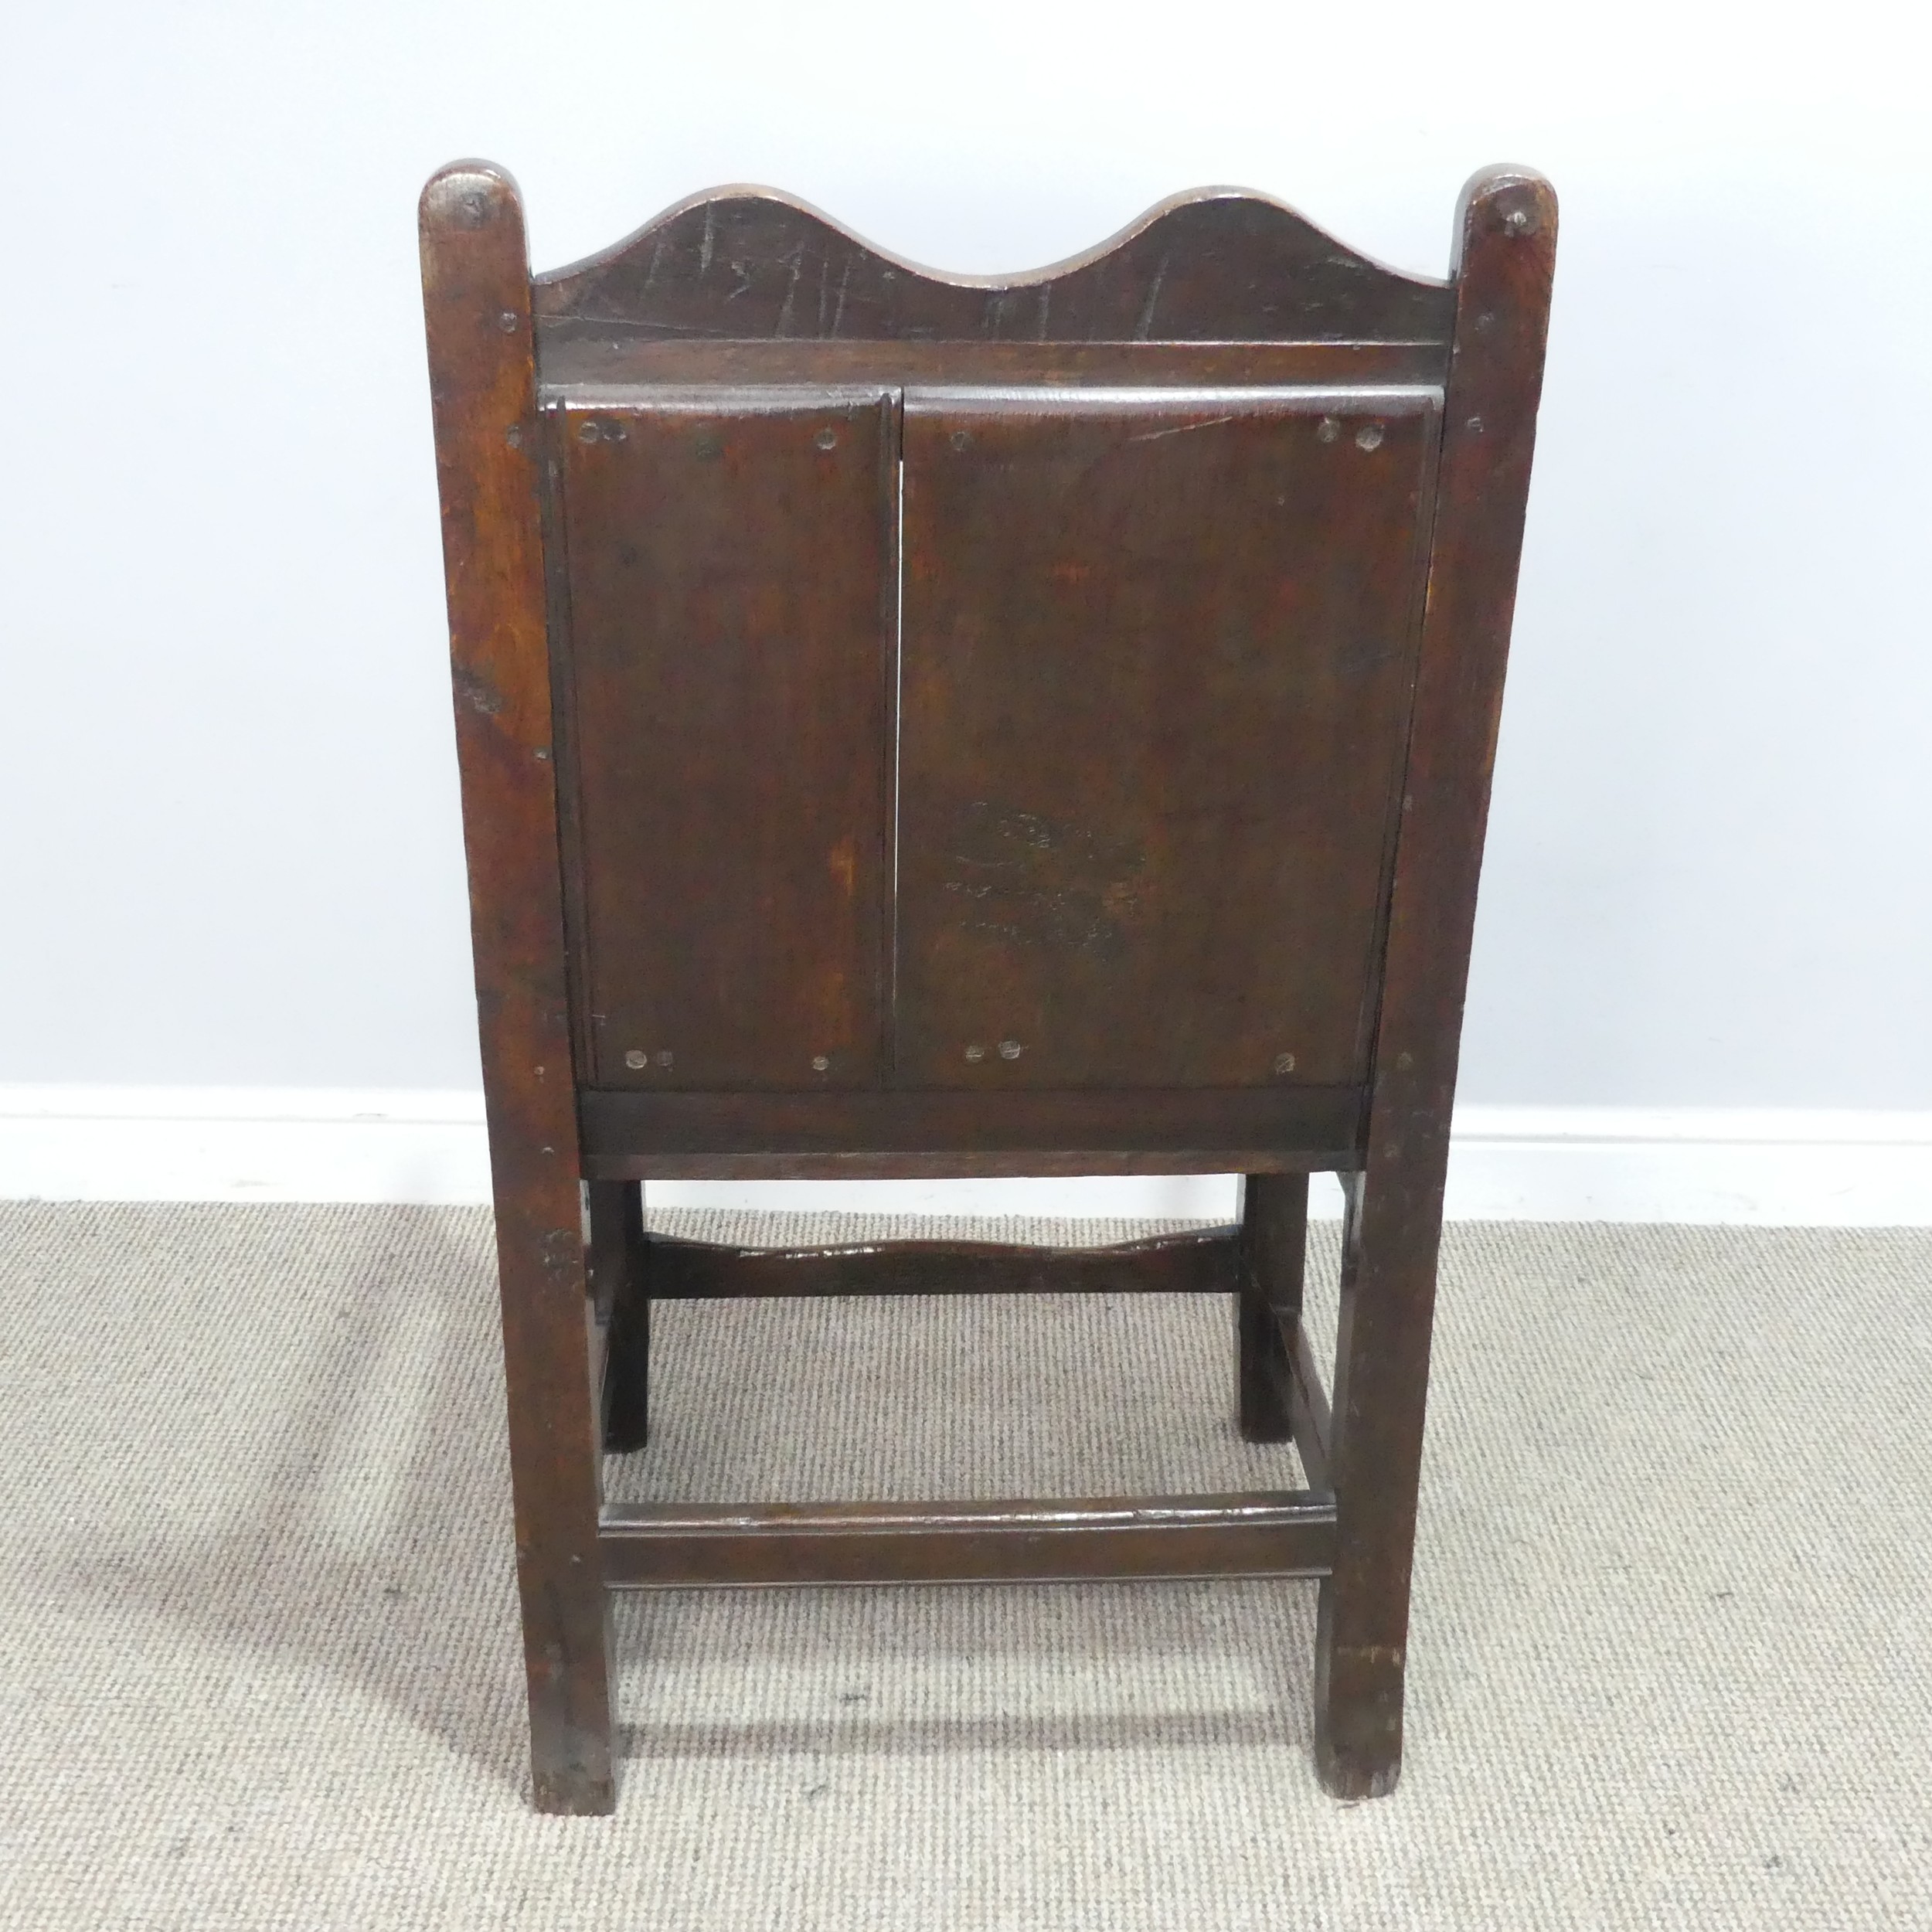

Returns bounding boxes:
[1,1204,1928,1930]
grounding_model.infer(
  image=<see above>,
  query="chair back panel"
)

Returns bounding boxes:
[893,386,1438,1090]
[540,188,1458,1097]
[556,389,896,1090]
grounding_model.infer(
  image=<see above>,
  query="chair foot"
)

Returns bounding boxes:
[532,1758,618,1816]
[522,1583,618,1815]
[1312,1587,1406,1799]
[1313,1733,1403,1801]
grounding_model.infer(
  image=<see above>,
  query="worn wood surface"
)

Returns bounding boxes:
[638,1226,1239,1300]
[420,160,613,1815]
[596,1151,1349,1179]
[556,389,896,1090]
[541,337,1447,395]
[427,159,1553,1811]
[599,1492,1338,1587]
[1236,1174,1309,1443]
[578,1083,1366,1175]
[1312,167,1557,1802]
[535,187,1454,345]
[895,388,1437,1090]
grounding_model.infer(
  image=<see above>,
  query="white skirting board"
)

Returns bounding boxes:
[1,1087,1928,1226]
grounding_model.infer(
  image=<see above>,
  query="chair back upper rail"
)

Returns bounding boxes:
[532,187,1455,345]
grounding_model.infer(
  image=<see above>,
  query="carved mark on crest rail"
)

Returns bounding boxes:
[534,189,1455,346]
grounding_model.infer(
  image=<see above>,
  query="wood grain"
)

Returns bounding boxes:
[535,187,1454,345]
[578,1083,1366,1172]
[555,389,896,1090]
[894,387,1439,1091]
[599,1492,1338,1587]
[637,1226,1240,1300]
[420,160,614,1817]
[540,337,1448,395]
[1312,166,1558,1802]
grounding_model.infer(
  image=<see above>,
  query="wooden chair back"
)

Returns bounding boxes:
[420,162,1556,1814]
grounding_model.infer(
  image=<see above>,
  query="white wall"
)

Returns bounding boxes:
[3,4,1929,1172]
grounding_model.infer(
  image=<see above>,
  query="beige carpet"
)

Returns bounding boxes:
[2,1204,1929,1930]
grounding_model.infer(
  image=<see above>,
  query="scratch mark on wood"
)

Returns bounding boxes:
[538,190,1458,344]
[774,241,806,338]
[452,663,504,716]
[1134,251,1171,342]
[1127,413,1239,444]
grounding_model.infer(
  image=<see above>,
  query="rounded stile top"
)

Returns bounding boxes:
[420,159,526,239]
[1454,165,1558,255]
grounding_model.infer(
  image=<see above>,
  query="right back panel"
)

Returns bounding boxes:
[893,387,1440,1091]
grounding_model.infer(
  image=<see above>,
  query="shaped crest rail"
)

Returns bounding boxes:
[536,186,1454,345]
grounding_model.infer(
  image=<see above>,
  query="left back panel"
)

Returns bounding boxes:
[551,388,896,1090]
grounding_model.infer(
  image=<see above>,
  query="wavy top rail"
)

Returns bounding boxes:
[533,186,1454,345]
